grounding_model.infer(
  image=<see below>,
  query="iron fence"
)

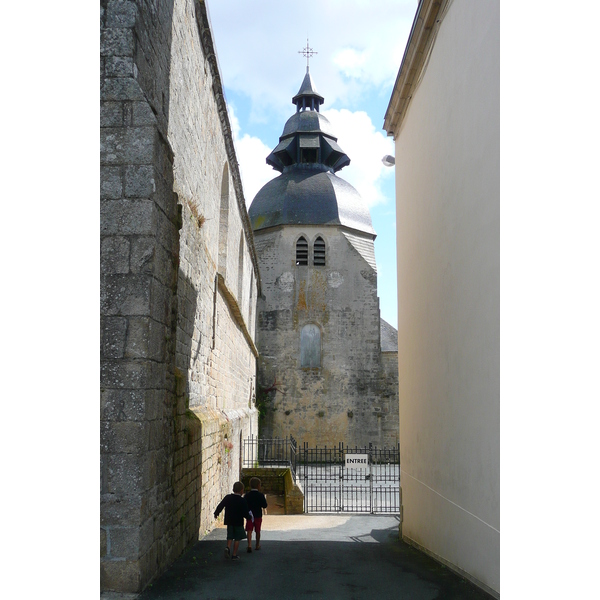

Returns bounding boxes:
[242,434,297,482]
[299,442,400,514]
[241,438,400,513]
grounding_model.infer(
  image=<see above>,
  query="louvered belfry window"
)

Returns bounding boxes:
[313,237,326,266]
[296,237,308,265]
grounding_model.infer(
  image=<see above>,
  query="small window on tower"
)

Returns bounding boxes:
[313,237,326,266]
[300,324,321,368]
[296,237,308,265]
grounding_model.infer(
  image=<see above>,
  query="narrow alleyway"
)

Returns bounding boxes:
[127,510,495,600]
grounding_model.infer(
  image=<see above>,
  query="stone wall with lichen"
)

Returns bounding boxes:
[100,0,258,593]
[254,225,398,448]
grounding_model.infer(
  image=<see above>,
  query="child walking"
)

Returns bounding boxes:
[214,481,253,561]
[244,477,268,552]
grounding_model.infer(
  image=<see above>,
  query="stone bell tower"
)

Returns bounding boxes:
[248,66,398,448]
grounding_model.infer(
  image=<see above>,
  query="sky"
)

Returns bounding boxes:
[206,0,419,328]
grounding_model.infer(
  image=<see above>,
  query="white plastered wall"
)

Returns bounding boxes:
[394,0,499,594]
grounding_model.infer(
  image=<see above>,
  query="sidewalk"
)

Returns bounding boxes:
[129,512,495,600]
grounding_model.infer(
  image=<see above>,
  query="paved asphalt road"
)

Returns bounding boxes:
[135,514,495,600]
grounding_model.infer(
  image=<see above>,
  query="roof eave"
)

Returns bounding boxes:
[383,0,445,139]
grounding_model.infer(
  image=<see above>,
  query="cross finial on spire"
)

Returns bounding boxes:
[299,38,317,71]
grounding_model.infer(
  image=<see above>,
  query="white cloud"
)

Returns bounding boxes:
[208,0,416,122]
[228,103,277,206]
[323,108,395,208]
[236,134,277,206]
[333,47,368,78]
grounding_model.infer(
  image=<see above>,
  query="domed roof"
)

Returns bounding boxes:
[248,164,375,236]
[281,110,336,138]
[249,70,375,238]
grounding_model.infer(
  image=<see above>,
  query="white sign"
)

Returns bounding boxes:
[345,454,369,469]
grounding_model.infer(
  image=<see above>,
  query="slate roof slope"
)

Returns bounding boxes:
[343,231,377,271]
[380,318,398,352]
[249,167,375,236]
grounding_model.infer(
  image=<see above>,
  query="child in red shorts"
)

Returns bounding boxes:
[244,477,268,552]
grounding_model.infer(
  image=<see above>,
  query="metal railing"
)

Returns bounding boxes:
[299,442,400,514]
[242,435,297,482]
[241,437,400,512]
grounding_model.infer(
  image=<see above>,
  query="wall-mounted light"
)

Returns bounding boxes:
[382,155,395,167]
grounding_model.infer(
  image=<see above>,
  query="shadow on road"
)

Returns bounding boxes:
[139,517,494,600]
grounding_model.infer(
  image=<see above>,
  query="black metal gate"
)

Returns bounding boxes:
[298,442,400,514]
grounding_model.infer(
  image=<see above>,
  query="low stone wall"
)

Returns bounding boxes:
[195,405,256,536]
[241,468,304,514]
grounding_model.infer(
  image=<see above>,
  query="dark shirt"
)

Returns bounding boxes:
[214,494,251,526]
[244,489,268,519]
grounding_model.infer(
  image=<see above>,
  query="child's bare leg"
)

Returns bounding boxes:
[247,530,253,550]
[255,531,261,549]
[232,540,240,557]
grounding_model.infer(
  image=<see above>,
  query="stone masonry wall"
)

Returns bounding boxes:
[101,0,259,593]
[255,225,399,449]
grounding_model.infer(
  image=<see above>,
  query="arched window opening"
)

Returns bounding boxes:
[218,162,230,277]
[296,237,308,265]
[300,324,321,368]
[313,236,326,266]
[248,271,254,331]
[238,232,244,303]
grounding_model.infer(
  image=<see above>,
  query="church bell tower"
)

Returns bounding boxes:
[248,60,399,448]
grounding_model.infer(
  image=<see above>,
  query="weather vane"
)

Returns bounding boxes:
[299,38,317,70]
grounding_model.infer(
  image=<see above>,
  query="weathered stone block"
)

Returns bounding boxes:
[146,451,159,489]
[109,526,140,559]
[101,316,128,359]
[125,164,155,198]
[101,359,165,390]
[132,101,157,126]
[102,75,146,101]
[105,55,135,78]
[101,388,146,421]
[101,198,155,236]
[101,273,152,316]
[100,559,140,594]
[145,389,165,421]
[106,0,137,29]
[101,102,124,127]
[148,421,167,450]
[101,127,155,165]
[104,452,144,496]
[139,543,159,587]
[101,493,142,527]
[101,165,123,199]
[151,242,175,287]
[101,236,130,274]
[129,237,155,275]
[100,28,134,57]
[101,527,108,557]
[152,170,178,221]
[125,317,165,361]
[149,277,172,325]
[101,420,149,454]
[139,516,154,554]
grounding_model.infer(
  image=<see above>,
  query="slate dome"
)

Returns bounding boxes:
[248,69,375,238]
[249,165,375,235]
